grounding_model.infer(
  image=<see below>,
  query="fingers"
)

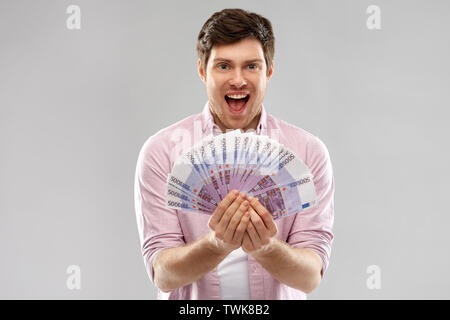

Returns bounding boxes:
[248,196,278,236]
[242,232,254,253]
[246,217,262,248]
[214,192,246,236]
[223,200,249,243]
[208,190,239,230]
[248,206,267,242]
[231,210,250,244]
[208,192,279,254]
[245,205,277,253]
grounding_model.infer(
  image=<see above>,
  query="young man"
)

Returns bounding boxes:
[134,8,335,300]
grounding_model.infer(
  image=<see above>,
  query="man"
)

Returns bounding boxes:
[134,8,334,300]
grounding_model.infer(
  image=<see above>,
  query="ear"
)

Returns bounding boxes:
[197,59,207,84]
[266,60,274,80]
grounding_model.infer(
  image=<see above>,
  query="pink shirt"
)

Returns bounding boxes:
[134,101,335,300]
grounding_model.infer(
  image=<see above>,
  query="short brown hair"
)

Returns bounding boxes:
[197,8,275,76]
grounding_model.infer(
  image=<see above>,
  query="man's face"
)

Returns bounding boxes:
[198,37,273,132]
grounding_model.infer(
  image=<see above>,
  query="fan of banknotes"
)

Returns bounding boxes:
[165,129,318,219]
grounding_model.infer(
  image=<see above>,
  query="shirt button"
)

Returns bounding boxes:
[252,265,258,273]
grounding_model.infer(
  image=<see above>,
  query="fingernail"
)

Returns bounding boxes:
[242,201,248,207]
[240,192,247,199]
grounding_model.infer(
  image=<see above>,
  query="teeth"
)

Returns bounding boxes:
[226,94,248,99]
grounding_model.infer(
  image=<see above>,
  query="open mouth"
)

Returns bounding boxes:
[224,94,250,114]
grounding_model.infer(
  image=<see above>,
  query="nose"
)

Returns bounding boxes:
[228,68,247,88]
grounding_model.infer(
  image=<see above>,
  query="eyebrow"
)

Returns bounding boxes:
[212,58,264,64]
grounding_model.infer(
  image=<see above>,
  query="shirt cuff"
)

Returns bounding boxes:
[146,248,165,285]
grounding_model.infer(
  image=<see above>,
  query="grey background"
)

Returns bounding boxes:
[1,0,449,299]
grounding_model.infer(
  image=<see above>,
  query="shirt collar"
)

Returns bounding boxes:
[201,100,267,135]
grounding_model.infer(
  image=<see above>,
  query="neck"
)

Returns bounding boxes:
[211,109,262,133]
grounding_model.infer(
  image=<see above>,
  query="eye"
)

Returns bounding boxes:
[248,64,258,70]
[218,64,229,70]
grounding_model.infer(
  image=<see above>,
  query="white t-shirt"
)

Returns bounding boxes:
[217,247,250,299]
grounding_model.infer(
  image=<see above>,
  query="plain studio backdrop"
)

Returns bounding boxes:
[1,0,449,299]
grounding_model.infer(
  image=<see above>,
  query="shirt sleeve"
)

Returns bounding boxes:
[287,135,335,278]
[134,133,186,284]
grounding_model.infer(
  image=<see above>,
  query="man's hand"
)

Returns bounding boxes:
[242,196,278,255]
[152,190,250,293]
[207,190,251,253]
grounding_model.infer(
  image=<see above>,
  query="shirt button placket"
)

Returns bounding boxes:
[248,258,265,300]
